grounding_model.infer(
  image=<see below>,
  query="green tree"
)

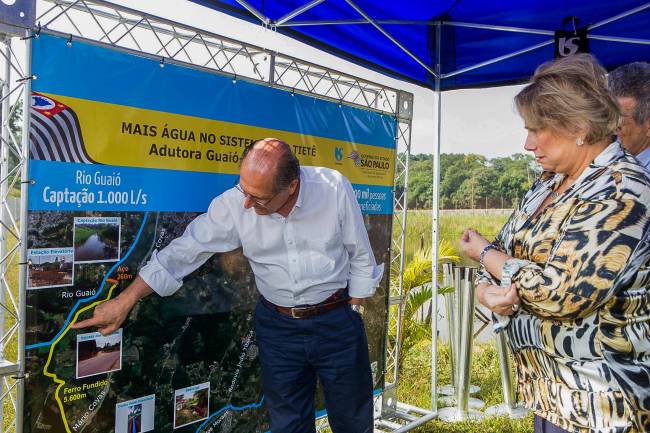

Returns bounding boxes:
[407,158,433,208]
[394,151,537,209]
[8,98,23,144]
[3,98,23,190]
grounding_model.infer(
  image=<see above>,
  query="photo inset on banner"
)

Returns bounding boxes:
[115,395,155,433]
[173,382,210,429]
[76,329,122,379]
[73,216,121,263]
[27,247,74,289]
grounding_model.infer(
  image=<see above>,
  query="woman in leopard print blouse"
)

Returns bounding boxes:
[461,54,650,433]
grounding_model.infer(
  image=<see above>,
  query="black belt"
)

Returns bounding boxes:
[262,288,349,319]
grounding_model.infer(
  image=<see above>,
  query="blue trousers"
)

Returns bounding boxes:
[254,299,374,433]
[534,416,571,433]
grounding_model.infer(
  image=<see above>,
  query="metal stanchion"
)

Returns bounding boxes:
[437,263,456,397]
[453,266,462,385]
[438,267,484,421]
[455,266,479,395]
[485,324,528,418]
[437,265,483,410]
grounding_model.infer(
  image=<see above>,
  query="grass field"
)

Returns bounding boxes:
[74,225,98,246]
[398,209,510,265]
[389,209,533,432]
[398,341,534,433]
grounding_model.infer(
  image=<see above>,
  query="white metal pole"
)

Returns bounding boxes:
[391,412,438,433]
[274,0,327,26]
[343,0,439,79]
[15,31,32,433]
[588,2,650,30]
[232,0,270,25]
[431,20,442,414]
[442,40,553,79]
[587,35,650,45]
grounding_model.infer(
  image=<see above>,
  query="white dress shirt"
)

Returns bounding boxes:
[636,146,650,170]
[139,166,384,307]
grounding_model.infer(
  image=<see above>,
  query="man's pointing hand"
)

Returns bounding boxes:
[72,276,154,336]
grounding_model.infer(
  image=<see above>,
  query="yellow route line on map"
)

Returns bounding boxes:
[42,284,118,433]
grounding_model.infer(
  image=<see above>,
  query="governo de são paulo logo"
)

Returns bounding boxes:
[348,150,362,166]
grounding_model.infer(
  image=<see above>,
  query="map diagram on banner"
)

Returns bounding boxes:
[27,209,267,432]
[24,34,395,433]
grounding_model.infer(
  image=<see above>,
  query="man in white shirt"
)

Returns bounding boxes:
[74,138,383,433]
[609,62,650,169]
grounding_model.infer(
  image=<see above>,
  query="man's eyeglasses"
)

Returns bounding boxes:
[234,183,282,209]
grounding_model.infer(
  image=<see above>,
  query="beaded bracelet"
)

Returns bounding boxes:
[479,243,497,268]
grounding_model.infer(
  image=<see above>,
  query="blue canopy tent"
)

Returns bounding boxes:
[190,0,650,90]
[187,1,650,429]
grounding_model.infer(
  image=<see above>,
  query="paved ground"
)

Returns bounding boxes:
[78,351,120,377]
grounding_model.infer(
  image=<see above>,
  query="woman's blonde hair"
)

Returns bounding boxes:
[515,54,619,144]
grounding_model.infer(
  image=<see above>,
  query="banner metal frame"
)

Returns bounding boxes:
[0,26,32,433]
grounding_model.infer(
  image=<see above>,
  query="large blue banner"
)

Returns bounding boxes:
[24,33,395,433]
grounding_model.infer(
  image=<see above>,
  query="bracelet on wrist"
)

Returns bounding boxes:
[479,243,497,268]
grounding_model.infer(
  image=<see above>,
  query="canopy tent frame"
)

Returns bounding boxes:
[229,1,650,82]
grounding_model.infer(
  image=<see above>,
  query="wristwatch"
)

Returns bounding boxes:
[351,304,365,316]
[500,259,527,287]
[492,258,528,332]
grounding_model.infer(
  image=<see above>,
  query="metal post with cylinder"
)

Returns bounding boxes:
[437,262,528,422]
[437,264,484,422]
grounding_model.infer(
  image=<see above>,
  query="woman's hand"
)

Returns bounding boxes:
[476,282,521,316]
[460,229,491,262]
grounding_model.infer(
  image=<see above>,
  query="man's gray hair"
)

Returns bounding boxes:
[608,62,650,125]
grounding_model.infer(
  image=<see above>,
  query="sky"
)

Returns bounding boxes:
[6,0,530,158]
